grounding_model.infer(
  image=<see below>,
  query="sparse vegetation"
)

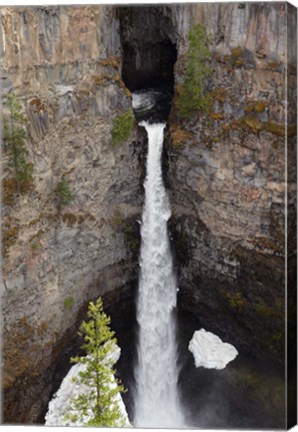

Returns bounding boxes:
[54,179,75,209]
[3,318,49,388]
[31,240,42,252]
[230,46,245,67]
[225,292,246,311]
[63,297,74,310]
[111,110,134,145]
[177,23,211,119]
[108,210,140,253]
[3,93,33,196]
[100,56,120,69]
[170,126,193,150]
[3,218,20,258]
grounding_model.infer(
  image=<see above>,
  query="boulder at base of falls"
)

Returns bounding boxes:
[188,329,238,370]
[45,344,130,427]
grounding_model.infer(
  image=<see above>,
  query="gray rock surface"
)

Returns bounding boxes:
[1,2,296,424]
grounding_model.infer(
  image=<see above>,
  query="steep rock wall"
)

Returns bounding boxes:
[1,2,296,424]
[1,5,142,422]
[165,2,296,364]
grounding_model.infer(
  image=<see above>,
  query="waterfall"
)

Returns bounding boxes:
[134,121,184,428]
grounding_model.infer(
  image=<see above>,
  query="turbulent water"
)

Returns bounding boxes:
[134,121,184,428]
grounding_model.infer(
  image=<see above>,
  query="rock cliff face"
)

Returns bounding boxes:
[165,2,296,365]
[1,5,142,422]
[1,2,296,425]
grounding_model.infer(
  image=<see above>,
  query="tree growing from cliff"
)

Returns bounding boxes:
[177,23,211,119]
[65,297,126,427]
[3,93,33,192]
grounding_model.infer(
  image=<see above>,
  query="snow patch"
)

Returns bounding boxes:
[188,328,238,370]
[45,345,130,427]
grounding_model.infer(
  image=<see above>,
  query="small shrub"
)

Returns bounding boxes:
[209,112,224,121]
[231,47,245,67]
[93,73,111,86]
[111,110,134,144]
[100,56,120,68]
[54,179,75,209]
[170,126,192,150]
[64,297,74,310]
[208,87,226,103]
[31,240,42,252]
[62,213,77,225]
[254,101,267,113]
[225,292,246,311]
[177,24,211,119]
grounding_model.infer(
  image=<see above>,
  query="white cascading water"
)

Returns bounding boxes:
[134,120,184,428]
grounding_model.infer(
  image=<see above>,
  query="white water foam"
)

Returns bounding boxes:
[189,328,238,370]
[134,121,184,428]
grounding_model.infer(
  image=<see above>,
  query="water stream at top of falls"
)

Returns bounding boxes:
[134,120,184,428]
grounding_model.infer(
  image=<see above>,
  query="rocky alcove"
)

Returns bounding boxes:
[117,6,177,93]
[117,6,177,122]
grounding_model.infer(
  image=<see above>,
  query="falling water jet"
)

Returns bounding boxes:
[133,108,184,428]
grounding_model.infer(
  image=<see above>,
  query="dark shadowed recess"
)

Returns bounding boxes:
[117,6,177,122]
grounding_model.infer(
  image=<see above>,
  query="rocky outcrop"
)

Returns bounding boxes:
[1,5,142,423]
[165,2,296,365]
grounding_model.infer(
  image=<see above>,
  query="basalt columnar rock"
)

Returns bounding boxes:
[165,2,296,369]
[1,5,142,423]
[1,2,296,425]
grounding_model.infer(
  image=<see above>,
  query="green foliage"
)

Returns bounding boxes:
[225,292,246,311]
[65,297,126,427]
[3,93,33,191]
[177,24,212,119]
[63,297,74,310]
[54,179,75,209]
[111,109,134,144]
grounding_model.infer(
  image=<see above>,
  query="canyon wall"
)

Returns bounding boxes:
[1,2,296,424]
[166,2,296,364]
[1,5,142,422]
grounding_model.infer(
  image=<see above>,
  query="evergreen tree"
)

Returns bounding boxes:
[178,24,211,119]
[3,93,33,190]
[66,298,126,427]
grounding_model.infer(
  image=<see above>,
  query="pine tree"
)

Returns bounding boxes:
[178,24,211,119]
[3,93,33,191]
[66,298,126,427]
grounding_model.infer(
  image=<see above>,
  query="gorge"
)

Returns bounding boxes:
[1,2,296,429]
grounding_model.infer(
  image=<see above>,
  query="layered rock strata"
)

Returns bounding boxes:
[165,2,296,366]
[1,2,296,425]
[1,5,142,422]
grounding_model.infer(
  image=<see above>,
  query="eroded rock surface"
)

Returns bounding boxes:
[1,2,296,425]
[1,5,142,422]
[166,2,296,366]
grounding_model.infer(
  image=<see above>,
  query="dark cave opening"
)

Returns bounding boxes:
[117,6,177,93]
[117,6,177,122]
